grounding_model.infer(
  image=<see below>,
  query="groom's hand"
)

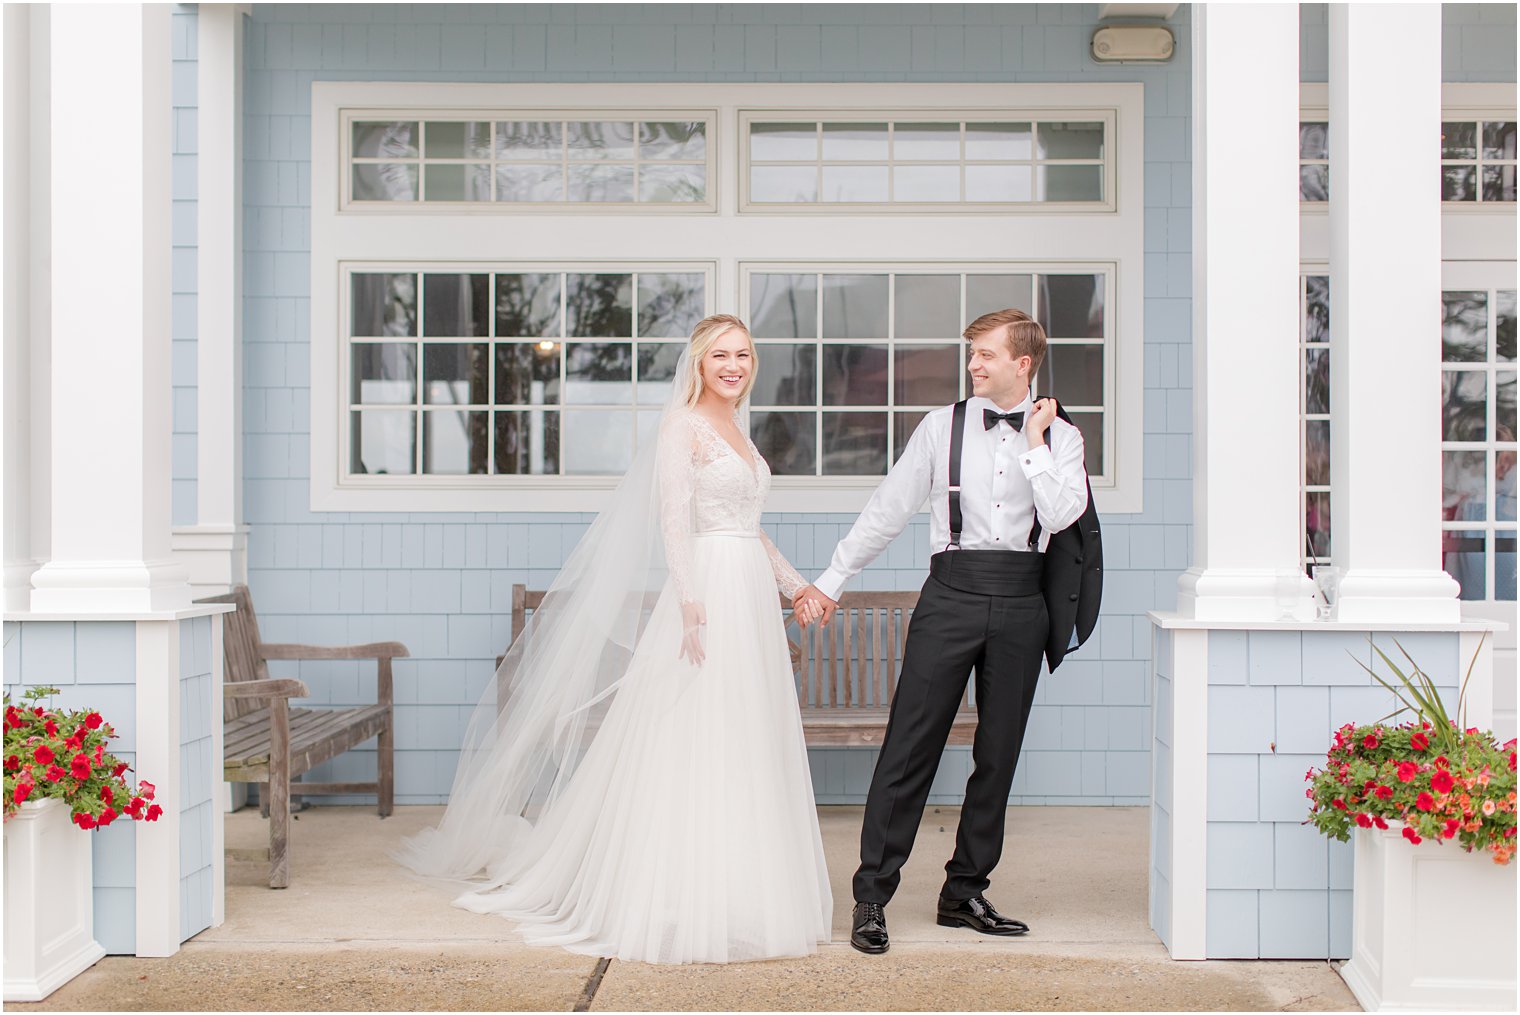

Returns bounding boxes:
[1027,397,1058,447]
[794,586,838,627]
[679,601,706,665]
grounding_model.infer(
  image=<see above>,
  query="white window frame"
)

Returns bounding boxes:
[311,81,1146,514]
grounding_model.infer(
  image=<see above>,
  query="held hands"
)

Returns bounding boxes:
[791,585,838,628]
[679,601,707,666]
[1026,397,1058,446]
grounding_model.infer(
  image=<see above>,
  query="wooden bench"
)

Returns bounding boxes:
[507,584,976,747]
[199,585,407,888]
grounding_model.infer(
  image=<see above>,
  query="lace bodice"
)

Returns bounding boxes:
[657,408,808,604]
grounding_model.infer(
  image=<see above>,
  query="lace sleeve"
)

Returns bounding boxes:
[657,411,698,604]
[758,529,808,600]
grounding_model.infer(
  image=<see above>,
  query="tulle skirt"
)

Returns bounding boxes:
[449,531,833,964]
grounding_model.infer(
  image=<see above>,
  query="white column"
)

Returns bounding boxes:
[29,3,192,614]
[133,621,182,956]
[1327,3,1459,623]
[174,3,248,595]
[1177,3,1311,621]
[2,4,34,610]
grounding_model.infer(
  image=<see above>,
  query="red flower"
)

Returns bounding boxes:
[13,781,31,804]
[1509,751,1516,772]
[1373,816,1389,830]
[1443,819,1461,839]
[44,765,65,783]
[1433,755,1450,769]
[100,785,113,804]
[1332,798,1348,811]
[97,806,117,827]
[144,803,163,822]
[63,732,82,751]
[112,762,129,778]
[43,718,58,736]
[1363,733,1380,749]
[1432,770,1455,794]
[1402,826,1423,845]
[3,755,18,772]
[69,753,92,780]
[1397,762,1418,783]
[31,707,43,717]
[92,743,104,763]
[33,744,54,766]
[1355,813,1373,828]
[124,797,144,818]
[1416,792,1436,812]
[73,812,96,830]
[138,781,155,800]
[83,712,103,730]
[1410,732,1429,751]
[1374,784,1394,800]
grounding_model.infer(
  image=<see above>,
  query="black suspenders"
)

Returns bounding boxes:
[945,398,1045,552]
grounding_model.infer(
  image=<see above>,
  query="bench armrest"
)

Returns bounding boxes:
[259,641,410,661]
[224,678,309,700]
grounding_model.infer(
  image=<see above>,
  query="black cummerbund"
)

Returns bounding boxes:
[928,549,1043,597]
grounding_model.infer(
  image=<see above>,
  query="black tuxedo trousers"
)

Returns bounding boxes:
[852,556,1048,906]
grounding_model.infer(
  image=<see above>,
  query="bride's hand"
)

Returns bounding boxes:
[679,601,707,665]
[792,586,822,628]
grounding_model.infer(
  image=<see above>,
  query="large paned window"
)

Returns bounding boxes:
[1300,273,1331,568]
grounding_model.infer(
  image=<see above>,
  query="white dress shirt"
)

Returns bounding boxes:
[814,394,1089,601]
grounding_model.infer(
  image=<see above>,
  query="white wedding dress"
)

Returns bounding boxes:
[440,408,833,965]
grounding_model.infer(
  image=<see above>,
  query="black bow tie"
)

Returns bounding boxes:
[984,409,1024,431]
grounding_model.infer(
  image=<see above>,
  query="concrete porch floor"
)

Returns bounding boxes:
[12,805,1359,1012]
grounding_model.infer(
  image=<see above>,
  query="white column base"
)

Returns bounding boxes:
[1333,569,1461,625]
[5,560,38,611]
[1176,567,1317,623]
[2,799,106,1002]
[30,559,193,614]
[171,524,249,595]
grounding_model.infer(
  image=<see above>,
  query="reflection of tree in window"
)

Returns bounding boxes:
[567,274,632,337]
[1038,275,1103,338]
[494,274,560,338]
[1442,292,1488,362]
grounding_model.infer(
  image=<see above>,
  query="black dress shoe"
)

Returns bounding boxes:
[850,901,889,954]
[936,894,1030,936]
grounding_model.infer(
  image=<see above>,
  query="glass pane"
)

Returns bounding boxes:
[425,121,490,159]
[565,343,633,404]
[568,164,635,202]
[422,274,489,337]
[894,410,929,462]
[566,121,635,160]
[965,164,1033,202]
[1499,292,1516,362]
[495,273,561,338]
[1038,164,1103,201]
[751,274,818,339]
[1306,491,1331,559]
[1443,165,1478,202]
[893,165,960,202]
[1299,164,1329,202]
[966,274,1034,320]
[895,275,961,339]
[1497,529,1515,601]
[894,345,960,405]
[351,410,415,475]
[1299,122,1328,160]
[637,273,705,339]
[494,121,561,160]
[562,410,634,474]
[422,409,489,475]
[1444,450,1488,522]
[751,411,816,476]
[822,274,889,338]
[494,410,559,475]
[1305,419,1330,487]
[1305,347,1330,415]
[965,122,1032,160]
[636,343,684,405]
[351,273,417,337]
[1444,530,1487,600]
[821,165,888,202]
[352,121,417,158]
[640,121,707,160]
[639,164,705,202]
[1443,291,1488,362]
[894,123,960,160]
[1499,448,1516,523]
[566,274,633,337]
[1036,121,1104,160]
[822,344,888,406]
[495,164,563,202]
[1036,344,1103,406]
[422,343,489,405]
[352,163,418,201]
[822,411,888,476]
[1039,274,1105,338]
[751,165,818,203]
[1483,165,1517,203]
[1441,121,1477,160]
[1069,410,1104,477]
[752,343,816,406]
[750,123,818,161]
[1305,275,1331,344]
[1442,370,1488,441]
[1499,371,1516,436]
[352,343,416,404]
[495,343,561,405]
[822,123,888,160]
[635,409,663,451]
[1483,121,1517,160]
[424,163,491,201]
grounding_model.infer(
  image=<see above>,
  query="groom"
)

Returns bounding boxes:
[795,308,1091,954]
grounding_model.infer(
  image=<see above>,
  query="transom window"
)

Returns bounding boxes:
[1299,123,1329,202]
[346,114,714,208]
[1299,274,1331,567]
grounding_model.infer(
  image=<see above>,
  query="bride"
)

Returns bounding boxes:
[396,314,835,965]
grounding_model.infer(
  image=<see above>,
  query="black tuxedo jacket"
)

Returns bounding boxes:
[1040,402,1103,671]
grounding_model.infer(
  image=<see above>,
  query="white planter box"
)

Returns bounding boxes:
[2,798,107,1002]
[1340,825,1517,1012]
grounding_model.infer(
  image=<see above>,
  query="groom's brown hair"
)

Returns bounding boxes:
[963,308,1047,378]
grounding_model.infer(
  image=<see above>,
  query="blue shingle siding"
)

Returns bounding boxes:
[1300,3,1517,83]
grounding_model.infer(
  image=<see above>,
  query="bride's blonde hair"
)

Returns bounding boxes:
[684,314,757,408]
